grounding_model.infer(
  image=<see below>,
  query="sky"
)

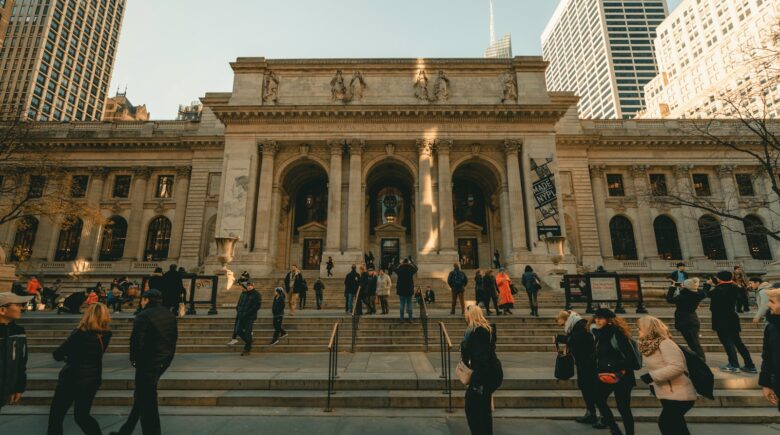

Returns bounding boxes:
[110,0,683,119]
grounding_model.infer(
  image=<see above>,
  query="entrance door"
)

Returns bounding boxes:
[380,238,400,271]
[302,238,322,270]
[458,238,479,269]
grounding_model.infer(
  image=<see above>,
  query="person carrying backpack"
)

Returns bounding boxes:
[448,263,468,315]
[461,304,502,435]
[637,316,697,435]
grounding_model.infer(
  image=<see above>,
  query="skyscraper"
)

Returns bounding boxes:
[484,0,511,59]
[542,0,668,119]
[0,0,14,50]
[0,0,126,121]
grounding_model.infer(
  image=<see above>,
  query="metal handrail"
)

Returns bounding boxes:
[325,320,341,412]
[351,288,361,353]
[417,286,429,352]
[438,321,454,413]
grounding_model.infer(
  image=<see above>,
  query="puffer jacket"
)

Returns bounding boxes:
[643,338,697,401]
[130,303,178,370]
[0,322,27,401]
[236,289,261,320]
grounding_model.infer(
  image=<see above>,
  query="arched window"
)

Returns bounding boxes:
[698,215,727,260]
[99,216,128,261]
[609,215,638,260]
[54,217,83,261]
[654,215,682,260]
[744,214,772,260]
[144,216,171,261]
[10,217,39,262]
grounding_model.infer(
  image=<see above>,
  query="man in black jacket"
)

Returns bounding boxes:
[448,263,468,315]
[233,282,261,355]
[759,288,780,410]
[111,289,178,435]
[160,264,186,315]
[395,258,418,323]
[344,265,359,314]
[673,277,708,360]
[0,292,31,413]
[709,270,756,373]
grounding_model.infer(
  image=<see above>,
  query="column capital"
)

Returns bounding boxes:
[327,140,345,155]
[176,166,192,178]
[630,164,649,179]
[589,164,606,179]
[673,164,693,179]
[347,139,364,155]
[717,164,737,178]
[434,139,453,154]
[502,139,522,155]
[259,140,280,156]
[88,166,111,180]
[132,167,152,179]
[416,139,435,156]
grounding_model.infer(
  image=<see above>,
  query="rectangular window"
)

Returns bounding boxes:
[112,175,131,198]
[28,175,46,198]
[735,174,755,196]
[607,174,625,197]
[649,173,668,196]
[155,175,175,198]
[692,174,711,196]
[70,175,89,198]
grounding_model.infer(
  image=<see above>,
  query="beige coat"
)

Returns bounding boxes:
[644,338,698,401]
[377,274,392,297]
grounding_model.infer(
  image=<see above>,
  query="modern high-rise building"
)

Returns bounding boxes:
[542,0,669,119]
[0,0,15,50]
[0,0,126,121]
[484,0,512,58]
[641,0,780,119]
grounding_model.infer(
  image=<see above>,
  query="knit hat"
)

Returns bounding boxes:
[143,289,163,301]
[593,308,616,319]
[275,287,285,296]
[716,270,733,282]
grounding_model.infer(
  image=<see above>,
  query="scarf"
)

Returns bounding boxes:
[564,312,583,335]
[638,333,664,357]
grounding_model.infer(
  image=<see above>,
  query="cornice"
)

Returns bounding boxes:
[21,137,225,150]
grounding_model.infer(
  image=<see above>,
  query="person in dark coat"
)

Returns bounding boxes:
[448,263,468,315]
[672,277,707,360]
[232,282,261,355]
[521,265,541,317]
[395,258,418,322]
[709,270,756,373]
[0,292,31,414]
[313,279,325,310]
[110,289,178,435]
[344,265,359,314]
[461,304,501,435]
[759,288,780,411]
[474,270,485,308]
[355,264,368,316]
[270,288,288,345]
[365,268,378,314]
[47,303,112,435]
[326,257,334,277]
[557,310,598,424]
[482,270,500,316]
[160,264,186,314]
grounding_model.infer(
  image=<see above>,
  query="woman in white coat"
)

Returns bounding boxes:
[377,269,392,315]
[637,316,698,435]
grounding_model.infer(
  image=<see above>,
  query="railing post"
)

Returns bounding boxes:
[325,321,340,413]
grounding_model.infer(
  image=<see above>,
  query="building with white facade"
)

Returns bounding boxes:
[642,0,780,119]
[542,0,668,119]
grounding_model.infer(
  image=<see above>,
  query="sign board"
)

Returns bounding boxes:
[530,157,561,239]
[586,273,621,304]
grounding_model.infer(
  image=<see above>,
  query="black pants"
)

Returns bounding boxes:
[299,293,307,309]
[116,365,167,435]
[484,293,499,314]
[737,288,750,312]
[237,316,255,351]
[327,268,333,277]
[272,316,286,342]
[465,385,493,435]
[595,378,634,435]
[577,370,598,416]
[678,326,706,361]
[526,290,539,312]
[379,295,389,314]
[316,291,323,309]
[361,293,375,314]
[717,331,754,368]
[658,399,694,435]
[47,379,101,435]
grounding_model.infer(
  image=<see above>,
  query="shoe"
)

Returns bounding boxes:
[592,421,608,429]
[227,339,239,346]
[741,365,758,374]
[575,413,598,424]
[450,311,455,315]
[280,332,289,339]
[270,339,280,346]
[719,364,739,373]
[241,351,251,356]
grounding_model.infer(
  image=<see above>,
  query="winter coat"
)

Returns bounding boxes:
[344,270,359,295]
[482,275,497,298]
[161,269,186,309]
[0,322,27,401]
[284,271,304,294]
[474,275,485,301]
[760,314,780,411]
[26,278,41,295]
[447,269,467,294]
[673,287,707,331]
[272,295,286,317]
[395,263,418,297]
[496,272,514,307]
[460,324,501,392]
[147,273,164,293]
[377,274,392,297]
[708,282,742,334]
[130,303,178,370]
[593,324,636,387]
[53,329,112,384]
[521,272,540,292]
[643,338,697,401]
[754,282,773,323]
[236,289,261,320]
[366,275,378,296]
[314,280,325,294]
[567,318,597,389]
[668,270,688,285]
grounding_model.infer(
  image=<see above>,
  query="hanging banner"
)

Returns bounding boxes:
[530,156,561,239]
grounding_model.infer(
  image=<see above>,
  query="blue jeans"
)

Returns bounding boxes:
[399,295,413,320]
[345,294,354,313]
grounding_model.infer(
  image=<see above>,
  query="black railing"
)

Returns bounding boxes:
[418,286,429,352]
[438,321,454,413]
[325,320,341,413]
[351,288,361,353]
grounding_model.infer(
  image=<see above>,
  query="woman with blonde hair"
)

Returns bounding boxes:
[461,304,503,435]
[637,315,697,435]
[47,303,112,435]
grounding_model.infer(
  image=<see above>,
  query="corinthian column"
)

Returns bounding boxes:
[326,141,344,253]
[436,139,456,252]
[631,164,656,259]
[718,164,751,259]
[85,167,110,261]
[673,165,704,259]
[417,139,435,255]
[167,166,192,259]
[254,141,279,253]
[125,167,151,261]
[503,140,527,253]
[346,140,364,253]
[589,165,613,258]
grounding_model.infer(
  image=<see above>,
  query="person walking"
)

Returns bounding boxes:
[344,265,359,314]
[672,278,707,360]
[734,265,750,313]
[482,270,500,316]
[160,264,186,315]
[592,308,638,435]
[752,278,774,324]
[289,269,306,316]
[356,264,368,316]
[232,282,261,356]
[492,250,501,269]
[270,288,288,345]
[474,270,485,309]
[298,277,308,311]
[448,263,468,315]
[283,265,302,310]
[377,269,392,315]
[495,268,514,315]
[326,256,334,277]
[313,278,325,310]
[636,316,698,435]
[667,262,688,288]
[461,305,502,435]
[521,265,541,317]
[709,270,756,373]
[556,310,598,425]
[395,258,418,323]
[110,289,178,435]
[47,303,112,435]
[0,292,31,414]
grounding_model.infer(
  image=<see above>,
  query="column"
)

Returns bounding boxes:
[326,141,344,253]
[436,139,456,252]
[167,166,192,259]
[268,183,283,267]
[243,150,260,251]
[81,168,109,261]
[673,165,704,259]
[253,141,279,252]
[718,164,751,259]
[589,165,613,258]
[503,140,527,253]
[416,139,435,255]
[46,218,62,261]
[125,167,151,261]
[760,171,780,258]
[630,164,657,259]
[346,139,364,253]
[499,184,513,262]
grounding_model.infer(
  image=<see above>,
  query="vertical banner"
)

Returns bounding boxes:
[530,156,561,239]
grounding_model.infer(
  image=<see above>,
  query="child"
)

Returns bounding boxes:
[271,287,288,346]
[425,286,436,304]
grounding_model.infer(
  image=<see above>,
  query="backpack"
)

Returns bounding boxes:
[678,345,715,400]
[610,335,643,371]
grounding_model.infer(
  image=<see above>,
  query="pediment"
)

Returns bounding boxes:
[375,222,406,233]
[297,221,327,234]
[455,221,484,232]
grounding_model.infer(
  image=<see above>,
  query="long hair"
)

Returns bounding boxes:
[589,315,632,338]
[465,304,492,335]
[556,310,571,326]
[637,316,671,340]
[78,303,111,332]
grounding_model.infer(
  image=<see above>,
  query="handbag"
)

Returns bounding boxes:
[554,341,575,380]
[456,360,474,385]
[598,370,626,384]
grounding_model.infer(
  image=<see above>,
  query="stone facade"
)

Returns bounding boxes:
[0,0,14,50]
[2,57,777,282]
[103,93,150,121]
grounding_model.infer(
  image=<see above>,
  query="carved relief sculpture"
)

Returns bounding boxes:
[330,70,348,102]
[501,71,518,103]
[414,70,430,101]
[433,70,450,102]
[349,71,366,101]
[262,71,280,104]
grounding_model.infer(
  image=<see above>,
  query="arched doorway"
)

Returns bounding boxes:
[744,214,772,260]
[654,215,682,260]
[366,160,415,271]
[609,215,638,260]
[54,217,83,261]
[451,160,503,270]
[10,217,38,262]
[698,215,727,260]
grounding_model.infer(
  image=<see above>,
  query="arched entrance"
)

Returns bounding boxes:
[451,160,503,270]
[366,161,415,271]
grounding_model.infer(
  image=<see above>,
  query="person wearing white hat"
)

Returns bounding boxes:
[0,292,32,413]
